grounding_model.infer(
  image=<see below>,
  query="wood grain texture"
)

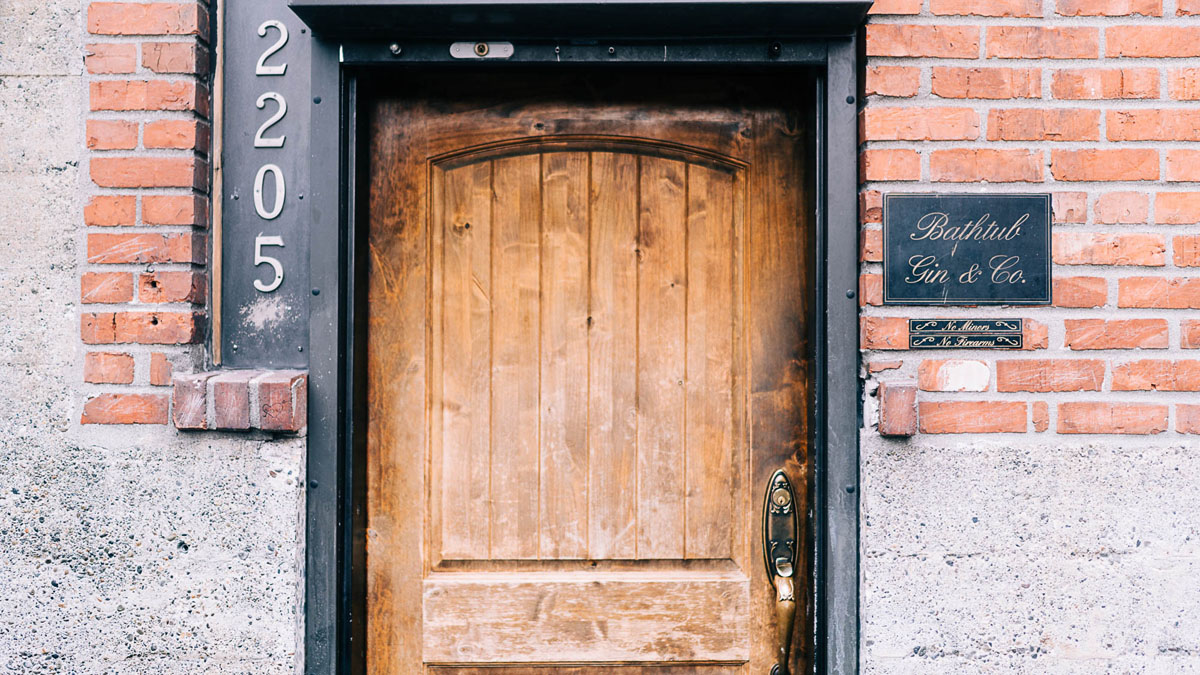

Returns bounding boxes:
[744,107,812,675]
[432,666,742,674]
[588,152,640,561]
[491,154,543,560]
[539,151,591,560]
[428,150,749,564]
[423,573,750,663]
[366,99,429,674]
[635,156,688,560]
[439,162,494,560]
[366,71,814,673]
[684,166,737,560]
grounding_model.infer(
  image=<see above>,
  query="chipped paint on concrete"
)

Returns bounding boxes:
[240,295,288,333]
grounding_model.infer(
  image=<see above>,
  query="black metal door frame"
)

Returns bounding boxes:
[299,5,867,672]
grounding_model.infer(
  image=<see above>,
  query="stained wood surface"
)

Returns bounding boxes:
[432,662,739,667]
[539,151,591,560]
[439,161,493,560]
[367,71,812,674]
[635,156,688,561]
[588,152,640,561]
[491,154,543,561]
[428,153,746,564]
[685,166,738,561]
[423,573,749,663]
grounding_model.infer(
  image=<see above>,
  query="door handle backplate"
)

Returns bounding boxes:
[762,470,798,675]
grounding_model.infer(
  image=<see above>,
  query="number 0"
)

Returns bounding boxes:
[254,235,285,292]
[254,164,285,220]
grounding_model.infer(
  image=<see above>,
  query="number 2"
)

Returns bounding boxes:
[256,20,288,76]
[254,235,285,292]
[254,92,286,148]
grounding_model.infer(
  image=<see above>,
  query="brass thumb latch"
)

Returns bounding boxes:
[763,470,798,675]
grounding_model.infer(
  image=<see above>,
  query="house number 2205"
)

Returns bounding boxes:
[251,20,288,292]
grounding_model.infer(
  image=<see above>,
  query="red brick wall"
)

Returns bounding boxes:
[863,0,1200,436]
[81,2,210,424]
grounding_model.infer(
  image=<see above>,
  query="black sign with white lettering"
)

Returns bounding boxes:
[908,318,1023,349]
[882,194,1051,305]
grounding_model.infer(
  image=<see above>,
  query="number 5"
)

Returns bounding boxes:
[254,235,285,292]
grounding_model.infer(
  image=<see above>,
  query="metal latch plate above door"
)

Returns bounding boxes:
[449,42,514,59]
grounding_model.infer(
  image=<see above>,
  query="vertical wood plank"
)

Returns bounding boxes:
[491,154,542,560]
[727,169,749,576]
[587,152,640,560]
[684,166,736,560]
[440,162,493,560]
[746,107,812,673]
[366,97,438,674]
[427,158,447,569]
[636,156,688,559]
[540,151,590,559]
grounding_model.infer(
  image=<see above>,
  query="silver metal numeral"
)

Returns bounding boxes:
[253,235,285,292]
[255,20,288,75]
[254,92,287,148]
[253,164,285,220]
[249,20,289,294]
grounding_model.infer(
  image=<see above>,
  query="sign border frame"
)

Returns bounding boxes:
[881,192,1053,306]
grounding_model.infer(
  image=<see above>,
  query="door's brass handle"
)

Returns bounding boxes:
[763,470,798,675]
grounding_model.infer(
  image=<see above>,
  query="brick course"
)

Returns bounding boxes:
[1058,402,1168,434]
[171,371,308,433]
[81,393,170,425]
[920,401,1028,433]
[1052,68,1159,99]
[932,66,1041,99]
[81,0,212,424]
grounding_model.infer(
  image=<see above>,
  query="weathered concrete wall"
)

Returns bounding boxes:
[861,435,1200,673]
[0,1,304,671]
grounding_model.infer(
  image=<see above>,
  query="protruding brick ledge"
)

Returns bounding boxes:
[877,381,918,437]
[172,370,307,433]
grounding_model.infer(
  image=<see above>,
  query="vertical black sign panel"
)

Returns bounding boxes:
[220,0,311,367]
[882,194,1051,306]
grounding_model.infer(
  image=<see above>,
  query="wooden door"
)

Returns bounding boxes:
[366,71,813,674]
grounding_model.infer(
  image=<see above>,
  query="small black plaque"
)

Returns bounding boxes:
[883,194,1051,306]
[909,318,1023,350]
[910,319,1021,334]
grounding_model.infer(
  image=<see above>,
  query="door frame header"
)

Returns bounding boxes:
[288,0,872,39]
[299,9,865,674]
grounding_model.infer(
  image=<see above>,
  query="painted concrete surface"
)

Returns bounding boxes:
[861,436,1200,673]
[0,1,305,671]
